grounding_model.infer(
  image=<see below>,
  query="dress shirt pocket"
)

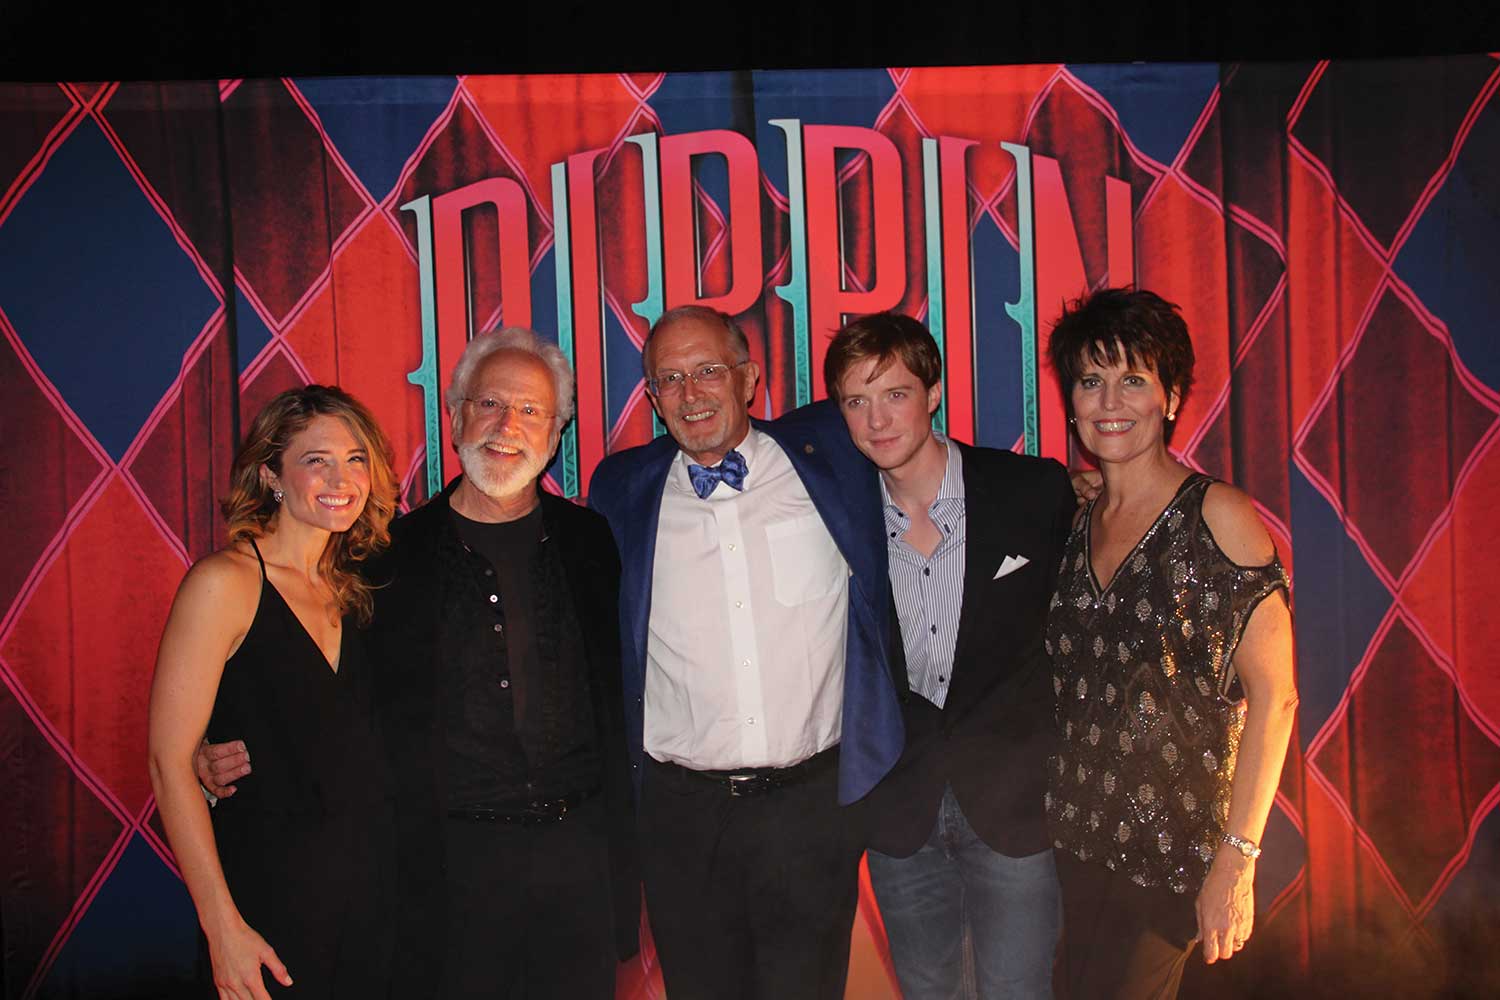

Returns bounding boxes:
[766,514,846,606]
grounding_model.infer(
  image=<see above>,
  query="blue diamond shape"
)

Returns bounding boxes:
[38,833,199,998]
[292,76,458,204]
[1423,802,1500,970]
[604,296,645,433]
[751,69,899,198]
[1066,63,1221,169]
[0,119,219,461]
[530,243,560,344]
[1393,94,1500,396]
[233,282,275,374]
[972,212,1024,450]
[649,72,757,214]
[1255,800,1307,914]
[650,71,755,141]
[1288,464,1393,749]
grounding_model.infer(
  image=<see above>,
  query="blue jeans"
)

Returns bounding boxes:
[867,786,1061,1000]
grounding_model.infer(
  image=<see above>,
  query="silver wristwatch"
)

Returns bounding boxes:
[1221,832,1262,860]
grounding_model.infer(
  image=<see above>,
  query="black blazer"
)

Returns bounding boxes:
[369,481,639,991]
[866,441,1075,858]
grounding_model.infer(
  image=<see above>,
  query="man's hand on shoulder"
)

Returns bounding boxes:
[1069,468,1103,507]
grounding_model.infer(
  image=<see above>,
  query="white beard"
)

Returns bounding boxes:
[456,440,544,502]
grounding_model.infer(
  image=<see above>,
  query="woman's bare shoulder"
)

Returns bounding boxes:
[175,543,263,610]
[1201,482,1276,567]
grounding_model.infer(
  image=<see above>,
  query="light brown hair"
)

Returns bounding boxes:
[825,311,943,400]
[221,385,398,624]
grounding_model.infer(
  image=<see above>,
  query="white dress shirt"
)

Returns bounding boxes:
[645,428,850,770]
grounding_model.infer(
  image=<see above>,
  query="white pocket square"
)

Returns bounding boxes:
[993,554,1031,580]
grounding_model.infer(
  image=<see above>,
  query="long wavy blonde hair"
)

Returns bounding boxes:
[221,386,398,624]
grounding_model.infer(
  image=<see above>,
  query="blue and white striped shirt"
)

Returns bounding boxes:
[882,437,966,708]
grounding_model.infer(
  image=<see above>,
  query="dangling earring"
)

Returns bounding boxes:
[273,488,284,503]
[1068,416,1076,426]
[1165,411,1176,422]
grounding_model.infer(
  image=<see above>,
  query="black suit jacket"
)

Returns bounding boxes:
[866,441,1075,858]
[369,481,639,991]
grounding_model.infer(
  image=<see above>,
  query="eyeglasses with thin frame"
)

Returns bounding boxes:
[646,361,749,397]
[460,397,556,425]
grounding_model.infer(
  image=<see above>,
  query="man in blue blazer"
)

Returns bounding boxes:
[590,305,904,1000]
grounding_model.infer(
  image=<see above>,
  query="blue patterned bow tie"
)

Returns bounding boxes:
[687,449,748,499]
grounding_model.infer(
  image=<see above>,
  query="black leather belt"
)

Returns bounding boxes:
[446,786,599,825]
[657,745,837,797]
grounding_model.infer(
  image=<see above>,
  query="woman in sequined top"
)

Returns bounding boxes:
[1043,288,1297,1000]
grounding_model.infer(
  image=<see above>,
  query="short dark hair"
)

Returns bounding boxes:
[642,305,751,373]
[825,311,943,400]
[1046,287,1196,414]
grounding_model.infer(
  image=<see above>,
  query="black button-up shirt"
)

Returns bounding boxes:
[442,504,598,808]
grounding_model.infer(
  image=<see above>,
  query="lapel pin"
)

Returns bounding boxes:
[804,443,815,454]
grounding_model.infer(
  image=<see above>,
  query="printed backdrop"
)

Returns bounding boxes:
[3,58,1499,998]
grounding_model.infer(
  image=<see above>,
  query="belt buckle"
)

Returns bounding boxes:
[726,774,758,797]
[525,798,567,823]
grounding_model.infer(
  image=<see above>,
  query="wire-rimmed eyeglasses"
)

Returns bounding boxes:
[646,361,750,397]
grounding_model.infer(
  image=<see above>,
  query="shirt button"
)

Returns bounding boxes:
[923,567,930,576]
[728,543,737,551]
[499,678,510,689]
[493,623,503,633]
[938,676,947,683]
[931,624,938,634]
[742,659,751,667]
[484,567,493,576]
[489,594,498,603]
[735,600,744,608]
[747,717,755,725]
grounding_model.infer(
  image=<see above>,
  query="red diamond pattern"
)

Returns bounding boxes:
[1,62,1498,998]
[1311,616,1500,906]
[2,475,188,817]
[1299,287,1499,582]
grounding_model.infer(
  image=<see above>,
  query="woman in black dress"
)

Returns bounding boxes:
[1044,289,1298,999]
[148,386,399,1000]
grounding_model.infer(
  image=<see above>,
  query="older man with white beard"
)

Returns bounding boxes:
[198,328,638,999]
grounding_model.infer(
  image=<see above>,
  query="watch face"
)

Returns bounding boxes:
[1224,834,1259,858]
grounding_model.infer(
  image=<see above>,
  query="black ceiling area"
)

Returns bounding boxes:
[4,1,1499,81]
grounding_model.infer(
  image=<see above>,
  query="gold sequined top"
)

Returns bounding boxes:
[1045,474,1288,894]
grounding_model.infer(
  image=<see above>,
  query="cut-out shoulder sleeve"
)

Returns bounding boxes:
[1201,482,1276,568]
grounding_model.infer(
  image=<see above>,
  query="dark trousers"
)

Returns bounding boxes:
[640,752,867,1000]
[1056,852,1198,1000]
[441,797,617,999]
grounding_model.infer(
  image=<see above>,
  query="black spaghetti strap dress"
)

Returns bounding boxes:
[202,540,396,997]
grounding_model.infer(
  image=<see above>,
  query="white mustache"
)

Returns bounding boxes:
[475,439,527,453]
